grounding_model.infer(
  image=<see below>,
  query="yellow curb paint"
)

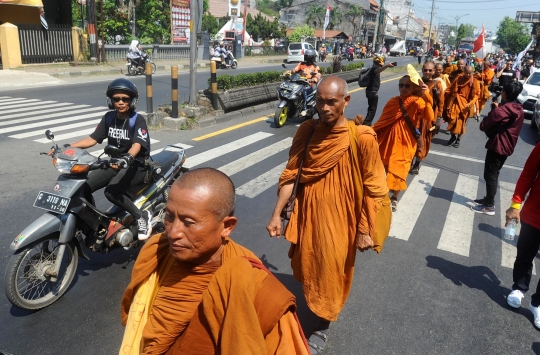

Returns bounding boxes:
[192,115,271,141]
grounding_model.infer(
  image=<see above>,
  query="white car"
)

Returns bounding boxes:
[518,71,540,118]
[287,42,315,63]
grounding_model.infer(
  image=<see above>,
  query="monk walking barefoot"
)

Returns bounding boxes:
[120,168,310,355]
[267,76,389,354]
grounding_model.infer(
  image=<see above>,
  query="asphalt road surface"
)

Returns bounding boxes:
[1,59,540,355]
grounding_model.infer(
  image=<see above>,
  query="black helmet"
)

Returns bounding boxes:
[304,48,317,63]
[106,78,139,99]
[106,78,139,110]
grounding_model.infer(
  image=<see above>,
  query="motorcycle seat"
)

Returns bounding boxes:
[151,150,179,173]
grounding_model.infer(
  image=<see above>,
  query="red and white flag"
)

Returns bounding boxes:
[323,6,331,39]
[473,24,485,60]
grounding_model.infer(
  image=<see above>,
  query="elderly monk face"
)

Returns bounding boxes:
[422,62,435,80]
[316,76,351,126]
[446,56,453,65]
[484,59,491,69]
[458,59,466,72]
[434,63,443,77]
[464,66,474,78]
[164,168,238,265]
[398,76,414,98]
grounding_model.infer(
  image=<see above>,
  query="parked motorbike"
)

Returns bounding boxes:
[274,63,317,128]
[210,53,238,69]
[4,130,187,310]
[126,53,157,76]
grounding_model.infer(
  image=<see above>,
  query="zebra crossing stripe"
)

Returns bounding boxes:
[236,162,288,198]
[150,143,193,155]
[0,97,26,105]
[218,137,293,176]
[0,99,42,108]
[0,96,13,100]
[185,132,274,168]
[499,181,536,274]
[0,110,105,135]
[0,102,74,116]
[0,100,58,111]
[10,119,101,139]
[389,166,440,241]
[437,174,479,257]
[0,105,99,123]
[34,128,96,142]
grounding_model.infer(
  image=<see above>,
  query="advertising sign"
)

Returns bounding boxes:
[172,0,190,44]
[0,0,43,5]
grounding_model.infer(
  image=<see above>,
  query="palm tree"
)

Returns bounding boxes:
[327,7,343,30]
[345,5,363,37]
[306,4,325,28]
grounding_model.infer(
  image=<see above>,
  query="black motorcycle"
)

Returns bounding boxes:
[126,53,157,76]
[4,130,188,310]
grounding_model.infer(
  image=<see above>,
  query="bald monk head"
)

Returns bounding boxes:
[316,75,351,127]
[483,58,491,69]
[464,65,474,78]
[434,63,443,78]
[165,168,238,265]
[398,75,414,98]
[446,56,453,65]
[458,59,466,73]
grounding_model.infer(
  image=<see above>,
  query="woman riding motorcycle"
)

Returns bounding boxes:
[291,48,321,116]
[52,78,153,241]
[127,40,144,69]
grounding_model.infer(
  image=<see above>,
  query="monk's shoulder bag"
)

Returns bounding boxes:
[280,120,318,220]
[398,97,424,153]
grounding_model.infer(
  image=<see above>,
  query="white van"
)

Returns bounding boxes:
[287,42,315,63]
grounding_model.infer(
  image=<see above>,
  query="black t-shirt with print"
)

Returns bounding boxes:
[366,62,382,92]
[90,111,150,162]
[498,69,516,88]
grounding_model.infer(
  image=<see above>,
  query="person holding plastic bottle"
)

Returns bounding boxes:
[505,140,540,329]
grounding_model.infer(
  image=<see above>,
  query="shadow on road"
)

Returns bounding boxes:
[533,342,540,354]
[520,121,539,146]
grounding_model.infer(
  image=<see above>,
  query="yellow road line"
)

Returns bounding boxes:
[349,75,402,94]
[192,115,271,141]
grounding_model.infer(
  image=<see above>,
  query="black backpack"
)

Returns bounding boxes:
[358,67,374,88]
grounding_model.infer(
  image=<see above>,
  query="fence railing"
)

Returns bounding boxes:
[18,24,73,64]
[243,46,288,56]
[103,44,191,62]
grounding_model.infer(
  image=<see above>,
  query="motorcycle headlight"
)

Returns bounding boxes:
[54,158,89,174]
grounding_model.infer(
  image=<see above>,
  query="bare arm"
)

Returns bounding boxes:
[127,142,142,158]
[374,63,394,74]
[266,182,294,238]
[496,69,504,78]
[69,137,98,149]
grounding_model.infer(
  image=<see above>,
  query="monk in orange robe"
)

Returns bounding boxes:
[475,58,495,114]
[410,62,441,174]
[445,65,481,148]
[434,63,450,91]
[266,76,389,354]
[120,168,310,355]
[373,75,433,211]
[448,59,466,83]
[442,55,457,75]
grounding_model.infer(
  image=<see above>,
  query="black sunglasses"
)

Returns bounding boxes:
[112,97,132,103]
[399,83,411,88]
[423,69,434,72]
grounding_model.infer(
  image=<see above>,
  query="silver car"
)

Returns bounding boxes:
[287,42,315,63]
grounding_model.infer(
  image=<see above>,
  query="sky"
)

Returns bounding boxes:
[411,0,540,37]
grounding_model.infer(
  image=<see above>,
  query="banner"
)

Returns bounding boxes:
[473,24,485,60]
[513,39,534,70]
[171,0,190,44]
[322,6,331,40]
[0,0,42,5]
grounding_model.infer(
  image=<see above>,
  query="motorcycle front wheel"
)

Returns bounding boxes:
[274,104,289,128]
[127,65,138,76]
[149,62,157,74]
[4,234,78,310]
[231,61,238,69]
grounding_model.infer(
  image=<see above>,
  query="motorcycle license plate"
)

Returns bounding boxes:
[34,191,70,214]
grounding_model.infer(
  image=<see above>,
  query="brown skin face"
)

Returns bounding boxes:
[164,184,238,266]
[398,76,414,99]
[111,93,132,119]
[422,62,435,81]
[464,66,474,78]
[316,77,351,127]
[484,59,491,69]
[434,64,443,77]
[446,56,453,65]
[458,59,466,72]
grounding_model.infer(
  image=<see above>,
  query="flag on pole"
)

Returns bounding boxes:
[473,24,485,59]
[323,6,331,40]
[513,39,534,70]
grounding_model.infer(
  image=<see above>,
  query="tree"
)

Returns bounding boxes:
[288,24,315,42]
[201,0,223,36]
[495,16,531,53]
[306,5,324,28]
[345,5,363,37]
[246,13,286,41]
[327,7,343,30]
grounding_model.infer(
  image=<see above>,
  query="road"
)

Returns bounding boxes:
[1,57,540,355]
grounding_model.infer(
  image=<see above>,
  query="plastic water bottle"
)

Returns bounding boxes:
[505,219,517,241]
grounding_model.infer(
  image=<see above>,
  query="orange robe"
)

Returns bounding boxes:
[373,95,427,190]
[475,68,495,112]
[442,63,457,75]
[120,234,309,355]
[445,76,481,135]
[415,85,437,160]
[279,119,388,322]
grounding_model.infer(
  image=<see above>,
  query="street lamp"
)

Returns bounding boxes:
[452,14,469,48]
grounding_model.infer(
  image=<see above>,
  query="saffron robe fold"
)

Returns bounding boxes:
[475,68,495,112]
[120,234,309,355]
[373,95,426,191]
[445,75,481,135]
[278,119,387,321]
[415,83,438,160]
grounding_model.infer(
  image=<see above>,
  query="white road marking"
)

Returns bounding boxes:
[429,150,523,171]
[10,119,101,138]
[218,137,293,176]
[389,166,440,241]
[0,97,26,104]
[184,132,274,168]
[150,143,193,155]
[0,99,41,108]
[0,105,100,125]
[0,102,74,116]
[0,100,58,112]
[499,181,535,274]
[437,174,479,257]
[236,161,287,198]
[0,110,105,134]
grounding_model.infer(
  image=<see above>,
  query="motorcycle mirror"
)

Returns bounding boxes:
[281,63,287,69]
[104,144,121,158]
[45,130,54,140]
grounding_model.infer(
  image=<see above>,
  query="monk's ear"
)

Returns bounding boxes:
[343,94,351,107]
[220,216,238,238]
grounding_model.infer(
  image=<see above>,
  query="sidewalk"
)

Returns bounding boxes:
[8,55,288,78]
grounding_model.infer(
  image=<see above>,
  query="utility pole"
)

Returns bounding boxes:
[86,0,98,60]
[452,14,469,48]
[427,0,435,50]
[189,0,198,106]
[404,1,412,42]
[374,0,385,52]
[130,0,136,37]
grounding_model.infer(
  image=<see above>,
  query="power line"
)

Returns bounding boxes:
[437,0,513,2]
[438,3,540,10]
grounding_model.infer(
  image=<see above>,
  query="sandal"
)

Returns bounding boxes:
[453,140,460,148]
[308,330,328,355]
[391,199,398,212]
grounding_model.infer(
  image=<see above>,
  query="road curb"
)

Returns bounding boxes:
[197,101,278,128]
